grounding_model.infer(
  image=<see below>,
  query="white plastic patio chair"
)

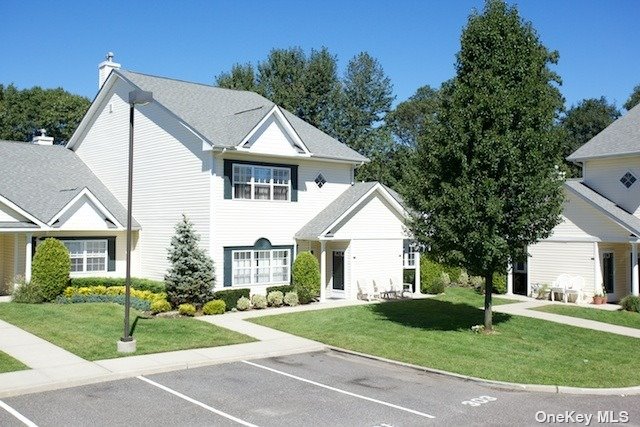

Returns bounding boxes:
[550,274,572,302]
[565,276,585,304]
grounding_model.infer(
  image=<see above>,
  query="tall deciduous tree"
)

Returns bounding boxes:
[0,84,89,144]
[624,84,640,111]
[386,85,440,148]
[299,47,341,133]
[560,97,620,176]
[405,0,565,331]
[215,63,258,92]
[257,47,307,114]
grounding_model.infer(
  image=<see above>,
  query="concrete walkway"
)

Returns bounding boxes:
[494,300,640,338]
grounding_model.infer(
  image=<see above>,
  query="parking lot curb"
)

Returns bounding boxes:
[327,347,640,396]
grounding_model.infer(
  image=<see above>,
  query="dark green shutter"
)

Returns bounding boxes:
[291,165,298,202]
[223,248,232,287]
[223,160,233,199]
[107,237,116,271]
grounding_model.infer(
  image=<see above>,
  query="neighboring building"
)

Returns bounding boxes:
[0,54,419,300]
[521,104,640,302]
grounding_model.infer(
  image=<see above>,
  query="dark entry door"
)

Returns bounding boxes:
[602,252,614,294]
[332,251,344,291]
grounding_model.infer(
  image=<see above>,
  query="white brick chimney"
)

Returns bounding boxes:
[32,129,54,146]
[98,52,121,89]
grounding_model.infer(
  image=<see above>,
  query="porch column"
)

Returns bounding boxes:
[13,234,19,278]
[320,240,327,302]
[632,242,639,296]
[414,254,421,294]
[506,262,514,295]
[25,233,33,283]
[593,242,601,295]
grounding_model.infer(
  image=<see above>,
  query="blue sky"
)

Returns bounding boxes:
[1,0,638,110]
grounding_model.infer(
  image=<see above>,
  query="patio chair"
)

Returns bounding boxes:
[565,276,585,304]
[550,274,572,302]
[357,281,371,301]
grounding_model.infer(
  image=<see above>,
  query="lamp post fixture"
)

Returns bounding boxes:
[117,89,153,354]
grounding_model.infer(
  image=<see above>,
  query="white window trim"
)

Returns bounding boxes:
[232,163,291,202]
[63,239,109,274]
[231,248,291,286]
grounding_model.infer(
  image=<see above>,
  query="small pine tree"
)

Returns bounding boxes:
[165,215,215,307]
[31,238,71,301]
[292,252,320,304]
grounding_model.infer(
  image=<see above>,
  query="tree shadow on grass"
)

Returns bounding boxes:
[368,298,512,332]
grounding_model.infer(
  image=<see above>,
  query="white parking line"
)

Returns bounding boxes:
[137,376,258,427]
[0,400,38,427]
[242,360,435,419]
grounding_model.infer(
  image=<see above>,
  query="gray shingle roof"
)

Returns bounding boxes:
[296,182,401,239]
[564,179,640,236]
[116,70,368,163]
[0,140,136,228]
[567,103,640,161]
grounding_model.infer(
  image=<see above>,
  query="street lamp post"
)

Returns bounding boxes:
[117,89,153,354]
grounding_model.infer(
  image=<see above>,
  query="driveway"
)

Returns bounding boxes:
[1,351,637,426]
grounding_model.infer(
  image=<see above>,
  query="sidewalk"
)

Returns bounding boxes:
[0,298,381,398]
[494,300,640,339]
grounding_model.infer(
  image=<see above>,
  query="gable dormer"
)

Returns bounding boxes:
[238,106,310,157]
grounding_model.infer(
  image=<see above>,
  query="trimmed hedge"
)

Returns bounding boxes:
[55,294,151,311]
[203,300,226,315]
[62,286,167,304]
[69,277,165,293]
[620,295,640,313]
[266,284,294,295]
[32,238,71,301]
[178,303,196,316]
[212,288,250,310]
[292,252,320,304]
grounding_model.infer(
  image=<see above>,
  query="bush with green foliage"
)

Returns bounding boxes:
[423,277,445,295]
[165,215,215,307]
[419,255,462,293]
[251,294,267,309]
[178,303,196,316]
[151,299,172,314]
[212,288,250,310]
[55,294,151,311]
[292,252,320,304]
[63,286,166,304]
[12,280,45,304]
[203,300,226,315]
[283,291,299,307]
[69,277,165,293]
[31,238,71,301]
[266,284,294,295]
[620,295,640,313]
[473,273,508,295]
[267,291,284,307]
[439,272,451,287]
[457,271,470,287]
[236,296,251,311]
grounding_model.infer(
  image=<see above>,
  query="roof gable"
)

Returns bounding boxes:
[82,70,367,163]
[568,103,640,161]
[240,106,310,156]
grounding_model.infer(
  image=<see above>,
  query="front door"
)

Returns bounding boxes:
[602,252,615,300]
[332,251,345,291]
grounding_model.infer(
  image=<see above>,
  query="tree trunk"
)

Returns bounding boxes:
[484,271,494,331]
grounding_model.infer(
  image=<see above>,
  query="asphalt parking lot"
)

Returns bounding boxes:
[1,350,639,426]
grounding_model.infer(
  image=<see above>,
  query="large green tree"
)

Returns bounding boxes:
[405,0,565,330]
[257,47,308,114]
[560,97,620,176]
[215,63,258,92]
[298,47,341,133]
[386,85,440,148]
[624,84,640,111]
[0,84,89,144]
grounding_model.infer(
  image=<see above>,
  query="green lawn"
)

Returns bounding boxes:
[251,287,640,388]
[532,304,640,330]
[0,350,28,373]
[0,303,254,361]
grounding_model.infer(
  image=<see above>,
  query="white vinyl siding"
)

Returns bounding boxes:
[583,156,640,217]
[232,164,290,201]
[231,248,290,286]
[350,239,403,300]
[332,193,406,240]
[528,241,595,294]
[74,79,211,280]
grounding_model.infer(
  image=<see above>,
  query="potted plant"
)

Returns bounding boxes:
[592,285,606,305]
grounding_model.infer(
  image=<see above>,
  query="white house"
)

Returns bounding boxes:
[522,104,640,302]
[0,54,419,301]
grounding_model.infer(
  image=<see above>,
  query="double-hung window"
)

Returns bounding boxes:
[232,249,290,285]
[62,240,108,273]
[232,164,290,201]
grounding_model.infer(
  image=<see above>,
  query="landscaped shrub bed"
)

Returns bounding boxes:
[56,294,151,311]
[212,288,250,310]
[266,284,294,295]
[62,286,167,304]
[620,295,640,313]
[69,277,165,293]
